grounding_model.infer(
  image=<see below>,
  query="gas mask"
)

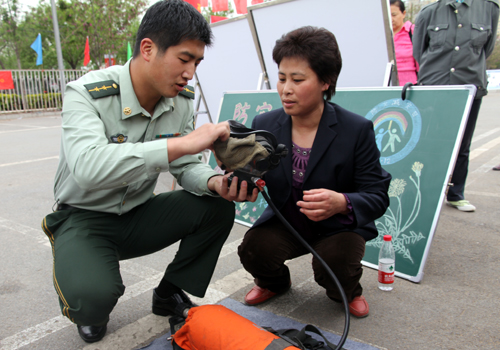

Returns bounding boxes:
[213,120,288,194]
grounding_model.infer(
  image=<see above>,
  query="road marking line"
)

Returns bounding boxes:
[470,163,498,174]
[0,123,58,128]
[0,272,164,350]
[0,315,73,350]
[0,240,251,349]
[0,125,60,134]
[120,260,163,280]
[1,220,252,349]
[0,217,51,247]
[260,276,318,315]
[83,268,253,350]
[0,268,251,350]
[0,156,59,168]
[463,190,500,198]
[0,123,39,127]
[472,127,500,144]
[470,136,500,160]
[219,237,242,258]
[82,314,170,350]
[197,267,253,298]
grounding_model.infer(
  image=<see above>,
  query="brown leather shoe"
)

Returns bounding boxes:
[493,164,500,171]
[348,295,369,318]
[244,283,291,306]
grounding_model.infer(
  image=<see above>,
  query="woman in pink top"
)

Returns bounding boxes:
[390,0,419,85]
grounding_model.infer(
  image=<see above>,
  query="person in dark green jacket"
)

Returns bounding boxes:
[413,0,499,212]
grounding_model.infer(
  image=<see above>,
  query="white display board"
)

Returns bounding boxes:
[250,0,393,89]
[193,0,395,125]
[193,16,263,127]
[486,69,500,90]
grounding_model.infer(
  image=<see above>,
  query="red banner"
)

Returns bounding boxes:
[251,0,264,4]
[183,0,201,12]
[83,37,91,66]
[211,15,228,23]
[104,54,116,68]
[234,0,247,14]
[212,0,228,12]
[0,71,15,90]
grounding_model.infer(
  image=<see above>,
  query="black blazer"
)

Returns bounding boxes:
[252,101,392,241]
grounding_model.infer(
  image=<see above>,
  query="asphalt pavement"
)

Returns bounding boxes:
[0,92,499,350]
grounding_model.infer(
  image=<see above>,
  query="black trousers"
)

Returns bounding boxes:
[447,98,483,201]
[238,217,366,303]
[42,191,235,326]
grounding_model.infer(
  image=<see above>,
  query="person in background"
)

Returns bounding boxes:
[390,0,419,85]
[413,0,499,212]
[41,0,257,343]
[237,26,392,318]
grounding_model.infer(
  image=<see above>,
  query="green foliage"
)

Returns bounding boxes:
[486,38,500,69]
[26,92,62,109]
[0,0,24,69]
[404,2,422,25]
[0,92,62,111]
[0,0,147,69]
[0,93,20,110]
[81,0,146,68]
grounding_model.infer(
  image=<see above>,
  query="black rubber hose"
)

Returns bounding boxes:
[259,188,350,350]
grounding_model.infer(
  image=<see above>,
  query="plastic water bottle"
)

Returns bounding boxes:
[378,235,395,291]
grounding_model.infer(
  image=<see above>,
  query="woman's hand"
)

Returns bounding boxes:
[297,188,349,222]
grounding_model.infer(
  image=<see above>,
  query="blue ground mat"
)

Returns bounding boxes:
[139,297,378,350]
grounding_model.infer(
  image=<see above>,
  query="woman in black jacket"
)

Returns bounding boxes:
[237,26,391,318]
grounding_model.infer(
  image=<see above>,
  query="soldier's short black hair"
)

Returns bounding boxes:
[133,0,213,58]
[272,26,342,100]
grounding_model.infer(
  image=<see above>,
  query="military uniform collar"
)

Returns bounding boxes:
[119,60,174,120]
[151,95,175,121]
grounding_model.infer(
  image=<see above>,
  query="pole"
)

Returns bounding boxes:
[50,0,66,95]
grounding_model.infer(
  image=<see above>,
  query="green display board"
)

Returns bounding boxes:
[209,87,475,282]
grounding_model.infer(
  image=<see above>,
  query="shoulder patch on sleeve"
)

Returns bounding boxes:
[179,85,195,99]
[84,80,120,99]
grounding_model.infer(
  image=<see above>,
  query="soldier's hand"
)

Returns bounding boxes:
[167,122,230,162]
[208,174,258,203]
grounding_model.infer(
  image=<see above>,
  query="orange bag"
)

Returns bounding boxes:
[172,305,299,350]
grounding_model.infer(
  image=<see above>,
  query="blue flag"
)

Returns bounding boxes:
[30,33,43,66]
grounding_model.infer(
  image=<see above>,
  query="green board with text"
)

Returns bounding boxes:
[209,87,475,282]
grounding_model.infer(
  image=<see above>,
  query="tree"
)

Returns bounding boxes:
[19,0,61,69]
[0,0,147,69]
[82,0,146,68]
[0,0,23,69]
[404,2,422,25]
[486,38,500,69]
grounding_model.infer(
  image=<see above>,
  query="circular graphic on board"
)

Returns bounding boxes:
[365,98,422,165]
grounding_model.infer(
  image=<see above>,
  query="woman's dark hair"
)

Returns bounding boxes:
[390,0,405,13]
[272,26,342,100]
[133,0,213,58]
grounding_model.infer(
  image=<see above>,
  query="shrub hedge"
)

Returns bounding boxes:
[0,93,62,111]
